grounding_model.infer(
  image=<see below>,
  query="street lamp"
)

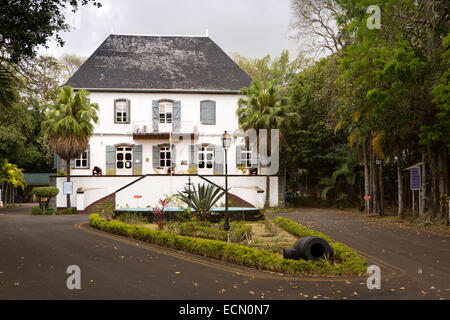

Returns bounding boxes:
[221,131,231,239]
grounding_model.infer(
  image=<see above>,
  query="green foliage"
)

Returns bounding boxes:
[31,186,59,198]
[117,213,148,225]
[274,216,367,275]
[177,183,225,220]
[263,219,279,237]
[30,205,45,215]
[89,214,365,275]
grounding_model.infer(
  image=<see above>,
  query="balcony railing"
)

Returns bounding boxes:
[132,120,203,139]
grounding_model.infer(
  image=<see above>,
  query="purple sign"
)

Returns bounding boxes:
[410,166,421,190]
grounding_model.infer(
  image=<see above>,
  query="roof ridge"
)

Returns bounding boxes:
[110,33,208,38]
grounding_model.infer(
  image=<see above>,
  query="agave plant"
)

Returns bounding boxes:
[177,183,225,220]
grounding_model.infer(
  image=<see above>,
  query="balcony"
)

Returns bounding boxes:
[132,120,200,140]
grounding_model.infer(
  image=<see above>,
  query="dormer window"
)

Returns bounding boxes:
[115,99,130,123]
[159,101,172,124]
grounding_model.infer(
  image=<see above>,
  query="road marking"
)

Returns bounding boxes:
[75,222,405,282]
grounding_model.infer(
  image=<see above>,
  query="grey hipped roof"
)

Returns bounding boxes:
[65,34,252,93]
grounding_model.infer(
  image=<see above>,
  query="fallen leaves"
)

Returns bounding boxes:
[193,282,198,287]
[249,291,255,295]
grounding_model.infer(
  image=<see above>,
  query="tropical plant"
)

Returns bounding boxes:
[177,183,225,220]
[0,159,25,204]
[0,65,18,112]
[31,186,59,210]
[42,86,99,208]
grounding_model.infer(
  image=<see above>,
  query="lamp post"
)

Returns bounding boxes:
[222,131,231,240]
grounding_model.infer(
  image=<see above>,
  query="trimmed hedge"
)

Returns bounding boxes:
[274,216,367,275]
[89,214,366,276]
[30,206,77,215]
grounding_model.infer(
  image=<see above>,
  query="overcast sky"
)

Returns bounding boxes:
[39,0,300,61]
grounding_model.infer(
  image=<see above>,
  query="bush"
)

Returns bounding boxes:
[89,214,365,276]
[55,207,77,215]
[30,206,45,215]
[118,212,148,225]
[274,216,367,275]
[31,186,59,210]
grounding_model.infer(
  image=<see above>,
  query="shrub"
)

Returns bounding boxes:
[118,212,148,225]
[31,187,59,210]
[55,207,77,215]
[89,214,365,276]
[30,205,45,215]
[263,219,279,237]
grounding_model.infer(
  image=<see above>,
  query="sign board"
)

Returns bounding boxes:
[63,181,73,195]
[133,195,142,199]
[364,195,371,200]
[410,166,421,190]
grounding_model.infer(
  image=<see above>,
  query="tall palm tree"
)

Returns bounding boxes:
[237,80,296,206]
[0,64,19,112]
[42,86,99,208]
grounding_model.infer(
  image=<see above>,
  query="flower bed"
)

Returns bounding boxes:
[89,214,367,276]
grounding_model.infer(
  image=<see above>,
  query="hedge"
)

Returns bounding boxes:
[274,216,367,275]
[89,214,366,276]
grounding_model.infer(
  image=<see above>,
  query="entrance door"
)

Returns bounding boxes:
[116,146,133,175]
[198,146,214,175]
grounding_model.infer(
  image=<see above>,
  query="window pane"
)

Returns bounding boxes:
[125,161,132,168]
[117,147,123,151]
[82,160,87,167]
[160,152,165,160]
[117,153,123,160]
[76,159,81,167]
[206,153,212,160]
[159,114,165,123]
[125,147,132,151]
[166,160,171,167]
[166,152,171,160]
[199,153,204,160]
[117,161,124,169]
[199,161,205,168]
[122,113,128,122]
[125,153,132,160]
[166,113,172,123]
[206,161,213,169]
[160,160,165,167]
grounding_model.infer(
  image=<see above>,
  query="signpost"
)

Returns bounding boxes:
[410,166,421,216]
[63,181,73,195]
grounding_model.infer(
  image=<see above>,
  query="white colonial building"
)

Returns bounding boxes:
[52,34,282,212]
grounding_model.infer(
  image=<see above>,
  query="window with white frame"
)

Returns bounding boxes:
[75,150,89,168]
[115,99,129,123]
[159,146,172,168]
[240,150,252,168]
[159,101,172,124]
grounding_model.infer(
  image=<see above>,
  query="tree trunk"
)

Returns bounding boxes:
[379,161,384,216]
[363,140,370,215]
[429,147,440,219]
[396,144,404,219]
[66,158,71,208]
[420,147,427,216]
[370,144,378,214]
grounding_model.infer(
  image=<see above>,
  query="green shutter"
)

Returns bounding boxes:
[105,145,115,174]
[171,144,176,168]
[235,145,243,167]
[152,145,160,169]
[189,144,197,169]
[133,145,142,175]
[126,99,131,123]
[87,145,90,168]
[173,101,181,132]
[201,101,215,124]
[152,100,159,132]
[214,145,224,174]
[250,148,258,168]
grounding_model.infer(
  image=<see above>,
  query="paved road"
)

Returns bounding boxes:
[0,204,449,300]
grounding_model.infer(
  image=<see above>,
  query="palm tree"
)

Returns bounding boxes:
[0,64,19,112]
[237,80,296,206]
[42,86,99,208]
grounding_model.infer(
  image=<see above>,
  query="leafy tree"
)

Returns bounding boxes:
[42,86,99,207]
[0,0,101,63]
[0,159,25,204]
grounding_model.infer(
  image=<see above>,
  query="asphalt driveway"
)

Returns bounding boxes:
[0,204,449,300]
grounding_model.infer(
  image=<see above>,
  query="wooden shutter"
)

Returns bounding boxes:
[189,144,197,169]
[235,145,243,167]
[173,101,181,132]
[133,145,142,175]
[152,100,159,132]
[214,145,224,174]
[87,145,90,168]
[105,145,115,174]
[171,144,176,168]
[125,99,131,123]
[152,145,160,169]
[201,101,215,124]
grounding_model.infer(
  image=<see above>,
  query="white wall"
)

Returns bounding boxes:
[70,91,252,176]
[55,175,279,210]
